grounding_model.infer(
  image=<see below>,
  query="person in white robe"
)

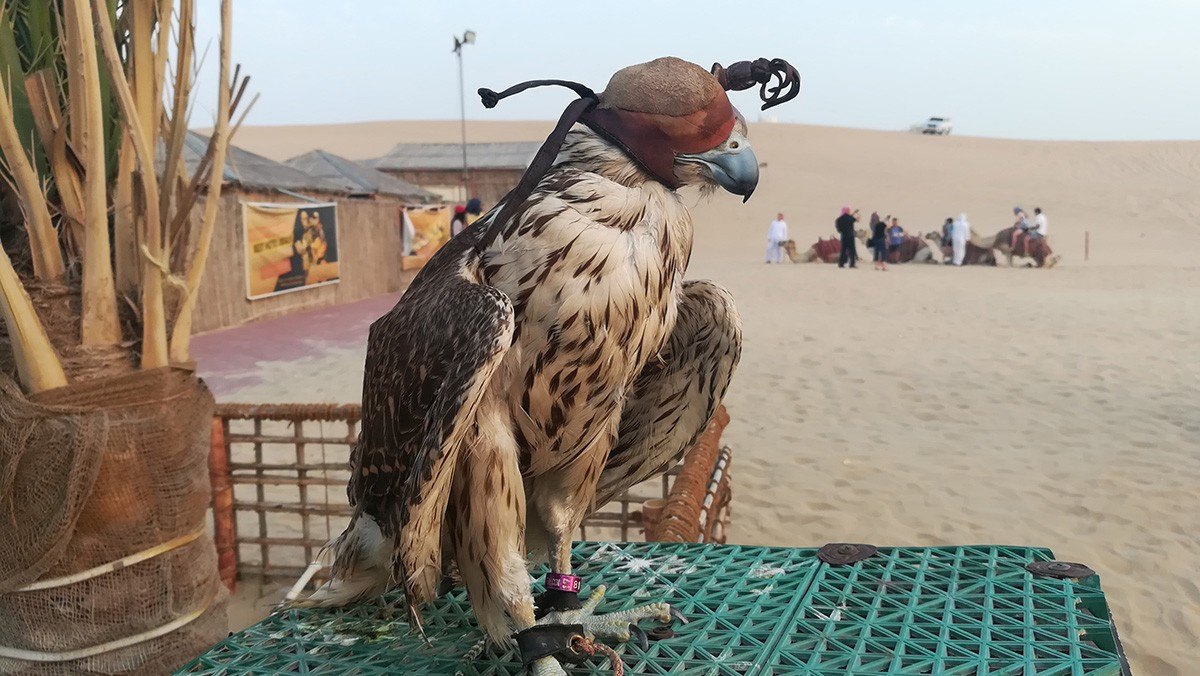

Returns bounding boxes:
[765,212,788,263]
[401,209,416,255]
[951,213,971,266]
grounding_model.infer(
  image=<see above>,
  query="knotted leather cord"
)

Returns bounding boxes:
[710,58,802,110]
[478,80,596,110]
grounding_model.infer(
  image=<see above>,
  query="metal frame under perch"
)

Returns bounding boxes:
[207,404,733,591]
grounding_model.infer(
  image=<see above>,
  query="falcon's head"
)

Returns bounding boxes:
[474,56,799,248]
[580,57,769,201]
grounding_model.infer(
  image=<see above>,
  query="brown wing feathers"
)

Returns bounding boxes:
[348,248,514,608]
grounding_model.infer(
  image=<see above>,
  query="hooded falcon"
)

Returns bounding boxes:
[300,56,800,673]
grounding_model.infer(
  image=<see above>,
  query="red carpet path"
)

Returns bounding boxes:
[192,292,401,399]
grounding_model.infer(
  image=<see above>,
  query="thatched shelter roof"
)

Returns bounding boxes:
[285,150,438,203]
[365,142,540,172]
[181,131,346,194]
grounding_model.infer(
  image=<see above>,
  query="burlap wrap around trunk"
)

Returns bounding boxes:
[0,367,228,674]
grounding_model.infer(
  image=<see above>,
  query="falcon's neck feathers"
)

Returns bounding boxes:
[475,125,695,269]
[553,126,657,190]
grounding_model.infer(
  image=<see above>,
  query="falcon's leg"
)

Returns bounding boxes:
[449,402,539,643]
[528,439,611,613]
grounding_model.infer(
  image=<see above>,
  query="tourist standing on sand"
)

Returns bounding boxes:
[871,213,889,270]
[951,213,971,266]
[1030,207,1048,239]
[887,217,904,254]
[941,217,954,248]
[765,212,788,263]
[836,206,859,268]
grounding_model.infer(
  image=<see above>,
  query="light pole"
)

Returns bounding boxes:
[453,30,476,202]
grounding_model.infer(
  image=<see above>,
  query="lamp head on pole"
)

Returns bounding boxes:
[453,30,476,53]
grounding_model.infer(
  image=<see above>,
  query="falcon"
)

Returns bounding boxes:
[300,56,800,673]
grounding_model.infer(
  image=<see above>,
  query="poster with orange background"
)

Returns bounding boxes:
[406,206,452,259]
[243,202,340,299]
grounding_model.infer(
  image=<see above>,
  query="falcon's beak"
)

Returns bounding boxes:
[679,129,759,202]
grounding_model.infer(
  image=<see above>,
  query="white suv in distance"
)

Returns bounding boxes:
[919,117,952,135]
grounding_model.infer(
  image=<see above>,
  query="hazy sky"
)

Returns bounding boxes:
[190,1,1200,141]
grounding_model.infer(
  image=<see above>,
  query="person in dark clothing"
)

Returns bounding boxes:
[941,217,954,248]
[871,216,888,270]
[835,206,859,268]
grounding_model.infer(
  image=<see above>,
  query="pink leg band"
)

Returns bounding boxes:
[545,573,581,593]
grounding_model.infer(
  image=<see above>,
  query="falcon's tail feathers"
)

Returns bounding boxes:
[288,514,393,608]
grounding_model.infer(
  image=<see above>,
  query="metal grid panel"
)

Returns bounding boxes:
[771,546,1126,675]
[179,543,1127,675]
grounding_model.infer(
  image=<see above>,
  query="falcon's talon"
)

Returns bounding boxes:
[629,623,649,651]
[669,606,689,625]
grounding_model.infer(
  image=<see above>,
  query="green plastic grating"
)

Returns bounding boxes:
[179,542,1129,675]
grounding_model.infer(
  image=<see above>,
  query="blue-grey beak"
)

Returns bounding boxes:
[679,130,759,202]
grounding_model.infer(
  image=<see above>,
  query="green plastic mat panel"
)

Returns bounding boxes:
[180,542,1128,675]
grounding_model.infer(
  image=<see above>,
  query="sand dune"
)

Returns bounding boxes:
[212,120,1200,673]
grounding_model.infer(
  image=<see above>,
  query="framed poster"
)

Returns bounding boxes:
[242,201,340,299]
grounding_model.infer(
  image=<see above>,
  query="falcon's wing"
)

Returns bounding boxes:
[349,244,514,605]
[594,280,741,506]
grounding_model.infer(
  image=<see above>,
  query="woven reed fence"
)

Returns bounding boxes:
[208,404,732,590]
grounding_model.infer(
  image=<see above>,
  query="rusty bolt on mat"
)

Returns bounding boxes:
[817,542,879,566]
[1026,560,1097,579]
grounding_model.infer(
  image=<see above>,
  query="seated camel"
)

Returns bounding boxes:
[854,228,935,264]
[989,227,1061,268]
[922,231,997,265]
[782,237,845,263]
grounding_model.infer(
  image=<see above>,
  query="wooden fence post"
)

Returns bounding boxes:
[209,416,237,591]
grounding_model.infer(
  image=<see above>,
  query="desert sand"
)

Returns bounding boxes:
[208,120,1200,674]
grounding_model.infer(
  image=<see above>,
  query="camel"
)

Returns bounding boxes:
[782,237,845,263]
[854,228,935,264]
[987,227,1061,268]
[922,231,997,265]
